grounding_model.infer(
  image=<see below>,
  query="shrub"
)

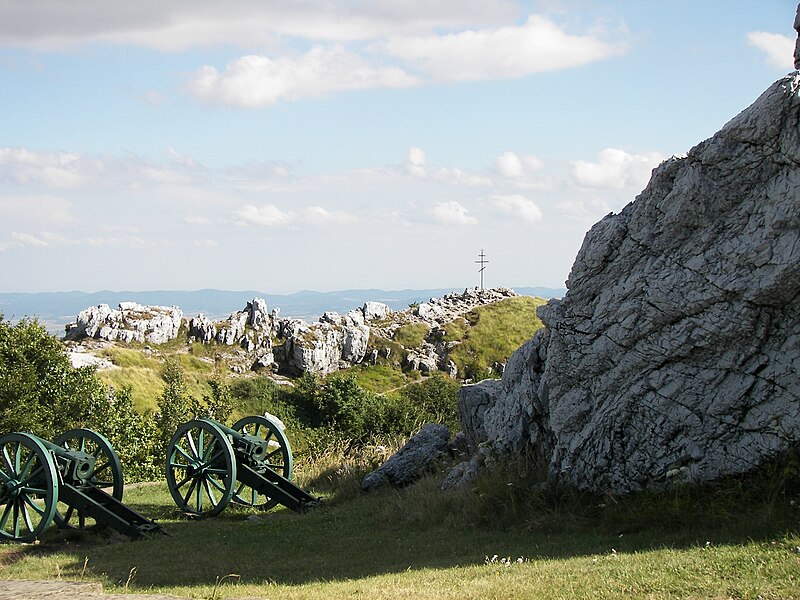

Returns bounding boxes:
[0,317,109,439]
[397,373,461,433]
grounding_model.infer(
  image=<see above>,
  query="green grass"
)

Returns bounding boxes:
[95,346,219,413]
[446,296,547,378]
[392,322,430,349]
[349,364,420,393]
[1,471,798,600]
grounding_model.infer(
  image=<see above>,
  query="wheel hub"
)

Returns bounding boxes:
[4,478,22,499]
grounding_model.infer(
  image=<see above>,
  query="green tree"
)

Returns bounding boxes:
[103,386,160,481]
[0,317,107,438]
[154,356,195,449]
[291,371,323,425]
[204,372,236,424]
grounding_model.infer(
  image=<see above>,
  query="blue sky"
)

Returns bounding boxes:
[0,1,796,294]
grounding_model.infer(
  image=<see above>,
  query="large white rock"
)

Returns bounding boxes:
[65,303,182,344]
[458,74,800,493]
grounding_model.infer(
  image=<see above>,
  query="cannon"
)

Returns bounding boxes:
[165,415,319,517]
[0,428,165,542]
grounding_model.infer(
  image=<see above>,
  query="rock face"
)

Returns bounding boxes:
[65,303,183,344]
[281,305,378,375]
[362,423,450,491]
[457,73,800,494]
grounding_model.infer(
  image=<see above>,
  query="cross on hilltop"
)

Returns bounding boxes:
[475,249,489,289]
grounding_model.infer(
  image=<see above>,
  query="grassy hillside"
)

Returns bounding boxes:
[95,346,218,413]
[443,295,546,379]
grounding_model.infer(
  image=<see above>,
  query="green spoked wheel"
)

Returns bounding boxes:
[0,433,59,542]
[53,428,124,529]
[230,415,293,509]
[166,419,236,518]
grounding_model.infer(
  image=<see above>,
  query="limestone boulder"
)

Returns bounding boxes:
[456,73,800,494]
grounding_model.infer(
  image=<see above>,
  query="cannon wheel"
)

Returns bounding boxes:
[166,419,236,518]
[230,415,293,509]
[53,428,124,529]
[0,432,59,542]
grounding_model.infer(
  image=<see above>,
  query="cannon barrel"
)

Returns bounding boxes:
[197,417,270,463]
[36,436,97,484]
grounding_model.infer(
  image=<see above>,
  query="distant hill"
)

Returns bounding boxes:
[0,286,566,336]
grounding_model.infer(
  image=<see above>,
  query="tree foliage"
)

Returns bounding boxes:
[0,317,107,438]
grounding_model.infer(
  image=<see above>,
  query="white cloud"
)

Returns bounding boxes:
[429,201,478,225]
[234,203,354,227]
[142,167,192,185]
[0,1,518,50]
[188,45,418,108]
[495,151,544,179]
[193,239,219,247]
[491,194,542,224]
[406,146,427,177]
[381,15,626,82]
[299,206,355,225]
[747,31,795,69]
[184,215,213,226]
[571,148,663,190]
[0,148,84,189]
[235,203,294,227]
[432,167,492,187]
[10,231,49,247]
[0,194,74,226]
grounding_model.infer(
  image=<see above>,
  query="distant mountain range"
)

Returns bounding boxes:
[0,286,566,336]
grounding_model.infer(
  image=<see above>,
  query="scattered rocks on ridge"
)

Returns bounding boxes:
[453,72,800,494]
[65,287,522,378]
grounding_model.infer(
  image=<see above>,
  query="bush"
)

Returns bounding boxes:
[396,374,461,433]
[102,386,160,481]
[0,317,109,438]
[0,317,160,482]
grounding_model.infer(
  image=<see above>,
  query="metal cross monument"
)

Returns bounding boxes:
[475,249,489,289]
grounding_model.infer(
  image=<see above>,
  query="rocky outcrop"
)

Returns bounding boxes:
[65,302,183,344]
[362,423,450,491]
[371,287,520,377]
[281,306,376,375]
[456,73,800,494]
[65,289,524,377]
[188,314,216,343]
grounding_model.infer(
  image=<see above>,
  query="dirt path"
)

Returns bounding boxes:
[0,579,187,599]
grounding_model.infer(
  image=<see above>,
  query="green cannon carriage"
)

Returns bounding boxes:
[165,415,319,517]
[0,428,165,542]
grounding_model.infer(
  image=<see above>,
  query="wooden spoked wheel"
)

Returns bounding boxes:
[53,428,124,529]
[166,419,237,518]
[0,433,59,542]
[230,415,293,509]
